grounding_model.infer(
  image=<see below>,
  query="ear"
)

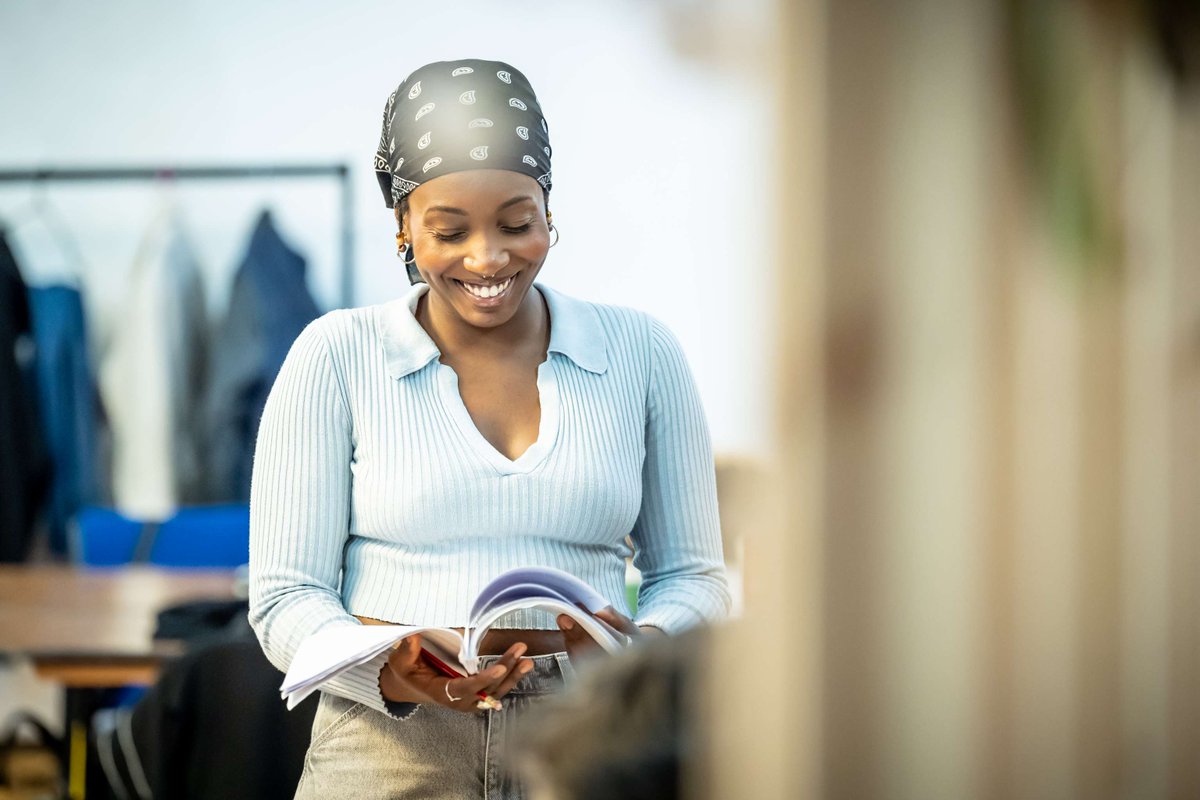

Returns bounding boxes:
[397,200,415,237]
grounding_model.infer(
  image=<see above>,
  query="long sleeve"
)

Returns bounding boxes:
[630,319,731,634]
[248,319,395,715]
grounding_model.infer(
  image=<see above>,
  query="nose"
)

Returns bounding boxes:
[462,231,510,278]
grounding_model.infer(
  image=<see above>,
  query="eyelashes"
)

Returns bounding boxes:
[428,222,534,243]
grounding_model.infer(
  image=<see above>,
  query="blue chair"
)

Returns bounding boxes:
[70,504,250,568]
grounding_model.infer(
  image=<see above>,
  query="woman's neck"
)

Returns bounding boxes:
[418,285,549,361]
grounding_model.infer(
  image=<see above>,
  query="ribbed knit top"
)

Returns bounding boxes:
[248,282,729,715]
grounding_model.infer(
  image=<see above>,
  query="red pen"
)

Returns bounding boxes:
[419,647,503,711]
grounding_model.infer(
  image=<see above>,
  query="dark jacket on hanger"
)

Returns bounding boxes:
[0,230,50,561]
[206,211,320,501]
[28,285,98,554]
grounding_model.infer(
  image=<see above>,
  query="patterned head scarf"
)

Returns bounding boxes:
[374,59,552,209]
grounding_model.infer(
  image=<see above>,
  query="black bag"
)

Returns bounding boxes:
[94,636,316,800]
[152,599,250,645]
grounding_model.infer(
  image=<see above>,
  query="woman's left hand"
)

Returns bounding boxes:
[555,606,664,663]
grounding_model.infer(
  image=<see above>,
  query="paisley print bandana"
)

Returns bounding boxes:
[374,59,553,208]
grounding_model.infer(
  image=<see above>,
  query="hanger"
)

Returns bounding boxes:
[126,169,197,289]
[0,174,87,288]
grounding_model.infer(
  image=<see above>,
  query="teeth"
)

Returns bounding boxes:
[460,276,513,299]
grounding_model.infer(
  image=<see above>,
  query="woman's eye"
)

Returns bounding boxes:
[431,231,466,242]
[502,223,533,235]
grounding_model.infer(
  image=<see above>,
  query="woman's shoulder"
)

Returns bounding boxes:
[538,283,663,341]
[539,284,691,385]
[293,300,398,349]
[542,284,686,353]
[278,302,408,389]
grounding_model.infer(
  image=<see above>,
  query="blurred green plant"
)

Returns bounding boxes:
[1006,0,1123,281]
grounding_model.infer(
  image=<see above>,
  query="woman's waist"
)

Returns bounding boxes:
[339,550,633,628]
[471,627,566,656]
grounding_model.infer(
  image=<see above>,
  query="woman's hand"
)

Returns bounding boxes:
[379,634,533,713]
[556,606,665,663]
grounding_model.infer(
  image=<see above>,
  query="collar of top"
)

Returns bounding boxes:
[380,282,609,379]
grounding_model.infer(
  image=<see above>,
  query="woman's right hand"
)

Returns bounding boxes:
[379,634,532,712]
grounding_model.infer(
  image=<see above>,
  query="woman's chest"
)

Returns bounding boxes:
[347,358,647,544]
[444,353,542,463]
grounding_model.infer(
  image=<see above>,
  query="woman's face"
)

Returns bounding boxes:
[403,169,550,331]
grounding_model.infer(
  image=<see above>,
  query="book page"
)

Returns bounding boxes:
[460,595,625,672]
[468,566,611,621]
[280,624,466,708]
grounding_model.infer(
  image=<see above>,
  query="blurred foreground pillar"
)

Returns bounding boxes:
[701,0,1200,798]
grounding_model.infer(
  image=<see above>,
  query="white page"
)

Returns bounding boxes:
[469,566,611,621]
[281,624,466,698]
[283,647,391,703]
[460,596,624,672]
[474,581,576,613]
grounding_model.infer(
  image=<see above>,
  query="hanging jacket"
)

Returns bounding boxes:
[205,211,320,501]
[0,230,50,561]
[28,285,99,554]
[97,213,207,520]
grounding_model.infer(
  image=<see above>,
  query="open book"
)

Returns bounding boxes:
[280,566,627,709]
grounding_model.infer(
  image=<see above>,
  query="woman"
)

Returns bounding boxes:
[249,59,730,799]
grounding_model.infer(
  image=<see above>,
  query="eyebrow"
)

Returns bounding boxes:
[425,195,537,216]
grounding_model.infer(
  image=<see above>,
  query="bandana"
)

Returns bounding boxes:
[374,59,553,209]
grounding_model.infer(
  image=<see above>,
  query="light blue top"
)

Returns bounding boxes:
[249,282,729,716]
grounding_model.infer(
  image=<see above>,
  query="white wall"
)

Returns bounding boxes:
[0,0,772,455]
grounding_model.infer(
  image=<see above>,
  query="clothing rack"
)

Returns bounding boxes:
[0,163,355,307]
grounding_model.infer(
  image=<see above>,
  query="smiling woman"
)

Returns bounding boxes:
[248,59,730,800]
[404,169,551,331]
[403,170,554,465]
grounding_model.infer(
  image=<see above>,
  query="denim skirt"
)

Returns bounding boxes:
[294,652,574,800]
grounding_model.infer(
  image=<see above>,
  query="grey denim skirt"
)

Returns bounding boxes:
[294,652,574,800]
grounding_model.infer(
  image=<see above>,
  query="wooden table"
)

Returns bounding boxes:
[0,565,239,798]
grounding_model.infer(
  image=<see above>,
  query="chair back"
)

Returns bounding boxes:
[71,504,250,567]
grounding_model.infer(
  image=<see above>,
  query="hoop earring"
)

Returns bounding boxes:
[396,230,417,264]
[401,247,422,285]
[548,224,559,248]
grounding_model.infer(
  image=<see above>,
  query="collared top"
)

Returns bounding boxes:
[379,282,608,379]
[249,281,729,717]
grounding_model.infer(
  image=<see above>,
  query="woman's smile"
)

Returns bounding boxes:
[453,272,517,306]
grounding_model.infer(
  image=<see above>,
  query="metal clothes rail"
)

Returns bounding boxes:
[0,163,355,307]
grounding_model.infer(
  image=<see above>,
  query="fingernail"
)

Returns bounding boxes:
[559,616,575,630]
